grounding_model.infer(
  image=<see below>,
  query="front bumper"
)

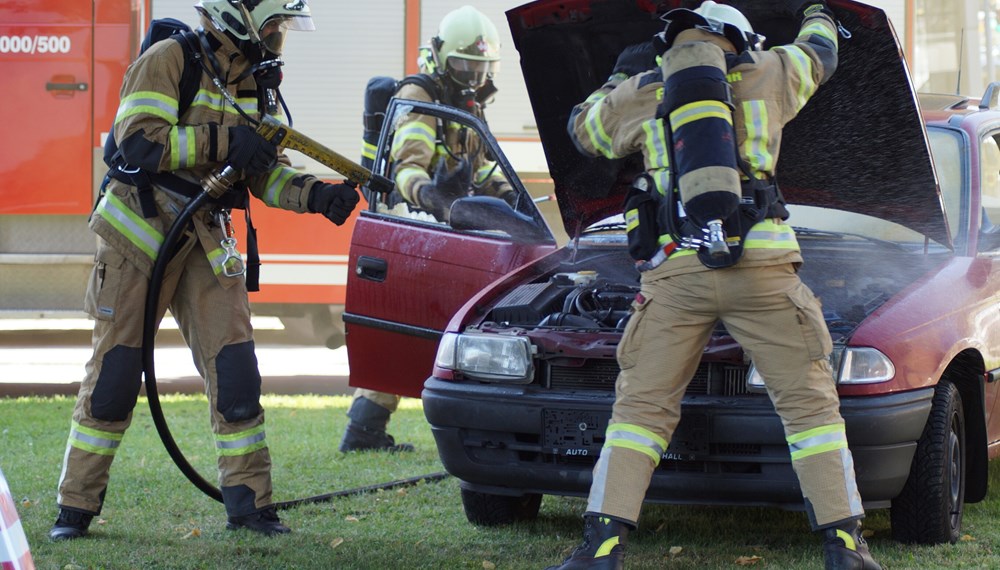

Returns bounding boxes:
[422,378,934,509]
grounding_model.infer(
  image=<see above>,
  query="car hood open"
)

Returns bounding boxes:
[506,0,949,247]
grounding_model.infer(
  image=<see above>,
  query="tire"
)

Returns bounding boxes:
[890,381,965,544]
[460,488,542,526]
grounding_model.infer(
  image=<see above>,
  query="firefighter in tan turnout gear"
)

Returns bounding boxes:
[49,0,359,541]
[546,2,881,569]
[339,5,510,453]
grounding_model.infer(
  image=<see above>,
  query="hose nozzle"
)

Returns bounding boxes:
[201,165,241,199]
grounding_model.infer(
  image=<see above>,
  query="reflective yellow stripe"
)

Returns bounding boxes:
[787,423,848,461]
[584,91,615,158]
[742,100,773,173]
[207,247,228,275]
[69,421,123,456]
[836,529,857,551]
[776,45,816,111]
[391,121,436,155]
[216,424,266,457]
[95,193,164,259]
[595,537,620,557]
[396,166,429,191]
[263,166,297,207]
[362,141,377,161]
[800,20,837,45]
[669,100,732,130]
[169,126,196,170]
[190,90,259,117]
[643,120,670,170]
[625,209,640,232]
[115,91,179,125]
[605,423,668,466]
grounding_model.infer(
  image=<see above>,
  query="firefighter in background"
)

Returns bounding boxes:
[49,0,359,541]
[339,5,510,453]
[547,2,881,569]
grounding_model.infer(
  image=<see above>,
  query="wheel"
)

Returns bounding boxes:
[460,488,542,526]
[890,381,965,544]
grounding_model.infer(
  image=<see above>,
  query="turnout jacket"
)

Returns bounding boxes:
[568,11,839,277]
[391,82,511,210]
[92,17,323,284]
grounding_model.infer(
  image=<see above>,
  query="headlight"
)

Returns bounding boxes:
[835,347,895,384]
[746,346,894,390]
[434,332,534,383]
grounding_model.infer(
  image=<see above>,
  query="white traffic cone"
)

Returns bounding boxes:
[0,466,35,570]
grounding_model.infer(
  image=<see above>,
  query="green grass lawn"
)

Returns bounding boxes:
[1,394,998,569]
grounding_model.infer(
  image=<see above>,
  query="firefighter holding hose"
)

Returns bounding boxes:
[49,0,359,541]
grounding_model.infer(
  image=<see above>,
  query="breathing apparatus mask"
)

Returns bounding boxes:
[429,6,501,112]
[197,0,314,91]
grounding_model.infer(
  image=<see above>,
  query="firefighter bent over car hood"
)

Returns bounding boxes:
[547,2,880,569]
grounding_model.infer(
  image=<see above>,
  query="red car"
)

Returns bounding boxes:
[344,0,1000,545]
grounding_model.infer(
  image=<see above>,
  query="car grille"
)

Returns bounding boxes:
[542,359,750,396]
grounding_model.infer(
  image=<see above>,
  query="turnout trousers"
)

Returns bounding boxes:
[56,232,273,518]
[587,262,865,529]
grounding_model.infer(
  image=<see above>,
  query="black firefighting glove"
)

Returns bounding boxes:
[611,41,659,79]
[418,158,471,220]
[228,125,278,177]
[308,181,360,225]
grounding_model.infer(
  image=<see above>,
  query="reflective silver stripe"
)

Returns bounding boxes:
[391,121,436,155]
[191,90,259,118]
[215,425,267,457]
[263,166,297,207]
[169,126,196,170]
[787,424,847,460]
[642,119,669,169]
[115,91,179,125]
[584,92,615,158]
[207,247,229,275]
[95,193,164,259]
[605,423,667,465]
[840,447,865,517]
[776,45,816,111]
[69,421,123,456]
[587,445,614,513]
[741,99,772,174]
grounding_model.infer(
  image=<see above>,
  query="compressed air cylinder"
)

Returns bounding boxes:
[660,40,741,226]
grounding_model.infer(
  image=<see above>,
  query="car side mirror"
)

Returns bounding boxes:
[449,196,549,242]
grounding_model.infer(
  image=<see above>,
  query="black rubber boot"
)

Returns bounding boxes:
[546,514,629,570]
[48,507,94,541]
[338,396,414,452]
[226,506,291,536]
[823,520,881,570]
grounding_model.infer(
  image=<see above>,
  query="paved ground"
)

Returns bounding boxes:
[0,318,353,398]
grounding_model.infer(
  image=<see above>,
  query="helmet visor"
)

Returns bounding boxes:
[259,15,313,54]
[446,57,499,89]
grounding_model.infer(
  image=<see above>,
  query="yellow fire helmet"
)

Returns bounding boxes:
[196,0,315,55]
[432,5,501,89]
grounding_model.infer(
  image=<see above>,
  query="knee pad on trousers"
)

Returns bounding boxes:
[91,345,143,421]
[216,341,262,423]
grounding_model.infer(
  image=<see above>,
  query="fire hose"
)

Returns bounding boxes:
[141,118,447,508]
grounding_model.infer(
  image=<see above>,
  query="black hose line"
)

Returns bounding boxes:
[142,185,450,510]
[142,190,224,502]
